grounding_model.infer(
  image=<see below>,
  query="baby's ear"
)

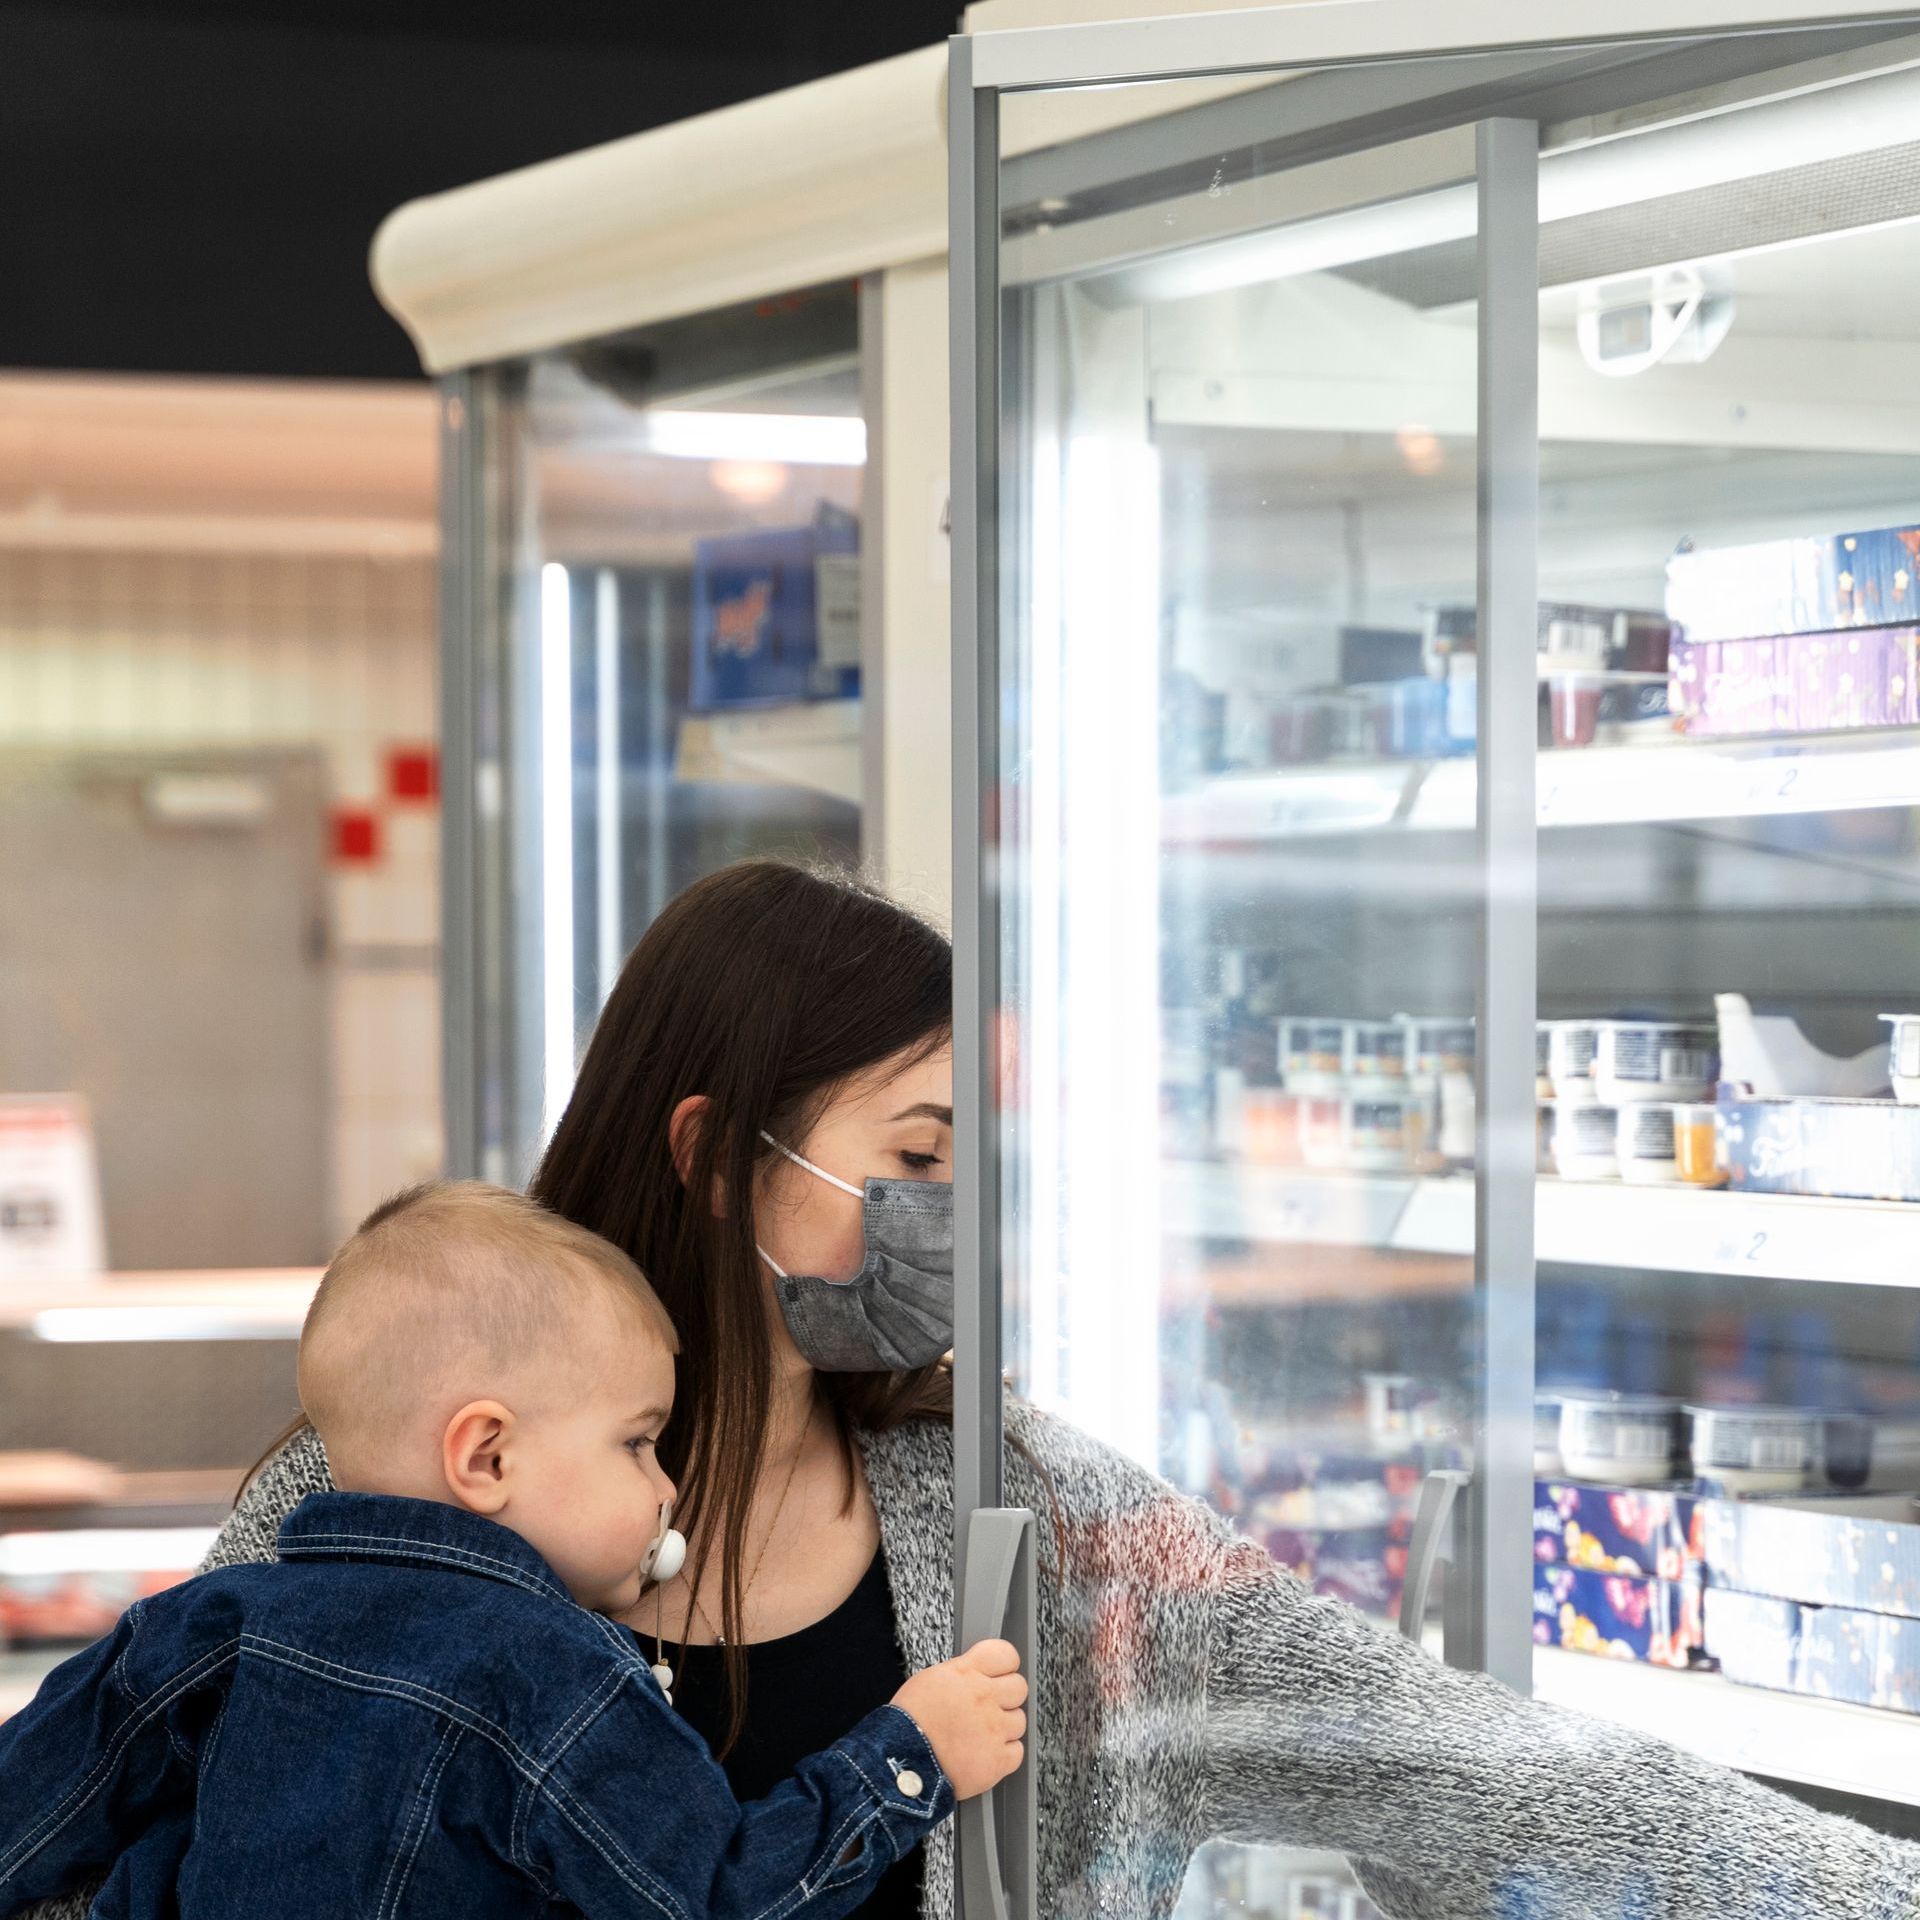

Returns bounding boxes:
[442,1400,514,1514]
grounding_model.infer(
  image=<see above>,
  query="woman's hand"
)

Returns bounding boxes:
[890,1638,1027,1800]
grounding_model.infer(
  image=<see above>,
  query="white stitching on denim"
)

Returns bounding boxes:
[536,1782,684,1920]
[108,1600,145,1702]
[376,1715,461,1920]
[280,1533,565,1602]
[534,1665,627,1771]
[0,1637,240,1880]
[237,1638,544,1779]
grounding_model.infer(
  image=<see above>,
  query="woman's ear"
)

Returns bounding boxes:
[442,1400,515,1514]
[668,1094,728,1218]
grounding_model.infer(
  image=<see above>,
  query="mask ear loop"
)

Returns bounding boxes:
[758,1130,865,1200]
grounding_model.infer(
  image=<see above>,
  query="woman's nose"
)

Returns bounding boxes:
[656,1470,678,1507]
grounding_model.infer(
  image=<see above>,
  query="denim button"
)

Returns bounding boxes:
[895,1769,924,1799]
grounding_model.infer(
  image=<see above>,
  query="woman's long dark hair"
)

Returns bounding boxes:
[530,859,954,1750]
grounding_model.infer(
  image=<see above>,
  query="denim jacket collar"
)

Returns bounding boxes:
[277,1491,573,1605]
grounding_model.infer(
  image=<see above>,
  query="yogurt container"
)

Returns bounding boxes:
[1559,1392,1683,1486]
[1546,1021,1600,1105]
[1281,1018,1348,1096]
[1348,1092,1431,1172]
[1404,1017,1476,1084]
[1593,1021,1717,1105]
[1535,1390,1566,1476]
[1672,1101,1725,1186]
[1884,1013,1920,1105]
[1687,1404,1819,1495]
[1552,1101,1621,1181]
[1345,1020,1412,1088]
[1616,1103,1684,1184]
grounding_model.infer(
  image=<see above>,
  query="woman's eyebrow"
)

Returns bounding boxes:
[888,1101,954,1124]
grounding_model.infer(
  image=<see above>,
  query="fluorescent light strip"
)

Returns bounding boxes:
[29,1309,298,1343]
[0,1528,219,1576]
[641,411,866,466]
[1072,61,1920,306]
[541,562,577,1143]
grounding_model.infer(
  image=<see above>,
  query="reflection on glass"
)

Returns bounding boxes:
[997,33,1920,1909]
[499,287,868,1154]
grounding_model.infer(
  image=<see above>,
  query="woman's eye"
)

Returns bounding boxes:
[898,1150,941,1173]
[625,1436,655,1458]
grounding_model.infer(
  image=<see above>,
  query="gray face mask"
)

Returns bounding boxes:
[757,1132,954,1373]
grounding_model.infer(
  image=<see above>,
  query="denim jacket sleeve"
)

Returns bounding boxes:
[0,1598,211,1908]
[523,1688,954,1920]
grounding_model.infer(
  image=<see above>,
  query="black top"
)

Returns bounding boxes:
[641,1549,923,1919]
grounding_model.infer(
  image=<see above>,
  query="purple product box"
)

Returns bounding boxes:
[1706,1587,1920,1713]
[1535,1480,1702,1581]
[1667,523,1920,642]
[1669,627,1920,740]
[1533,1562,1708,1669]
[1264,1525,1406,1617]
[691,504,860,711]
[1698,1492,1920,1619]
[1717,1095,1920,1204]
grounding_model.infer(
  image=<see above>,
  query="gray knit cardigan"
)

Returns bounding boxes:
[23,1405,1920,1920]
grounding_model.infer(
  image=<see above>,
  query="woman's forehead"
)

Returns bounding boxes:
[836,1041,954,1119]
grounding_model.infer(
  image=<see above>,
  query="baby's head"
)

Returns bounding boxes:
[298,1181,678,1615]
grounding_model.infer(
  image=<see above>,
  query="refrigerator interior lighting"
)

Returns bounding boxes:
[639,410,866,466]
[1023,433,1165,1468]
[1063,58,1920,309]
[540,561,577,1142]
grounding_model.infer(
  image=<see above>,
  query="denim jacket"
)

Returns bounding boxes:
[0,1491,951,1920]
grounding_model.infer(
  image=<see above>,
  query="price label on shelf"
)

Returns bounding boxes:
[0,1095,107,1284]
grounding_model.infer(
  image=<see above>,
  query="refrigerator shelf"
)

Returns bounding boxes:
[1163,1161,1920,1289]
[1533,1646,1920,1807]
[1163,727,1920,842]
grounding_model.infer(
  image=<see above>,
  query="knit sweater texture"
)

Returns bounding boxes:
[18,1403,1920,1920]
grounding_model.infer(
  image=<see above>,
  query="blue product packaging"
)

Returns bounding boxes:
[1535,1479,1702,1582]
[1667,522,1920,642]
[690,503,860,711]
[1717,1095,1920,1204]
[1706,1587,1920,1713]
[1533,1562,1708,1668]
[1698,1492,1920,1620]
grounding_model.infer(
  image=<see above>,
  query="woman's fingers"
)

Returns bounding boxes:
[992,1672,1028,1707]
[1004,1708,1027,1741]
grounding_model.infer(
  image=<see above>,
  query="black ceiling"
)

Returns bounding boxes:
[3,0,963,382]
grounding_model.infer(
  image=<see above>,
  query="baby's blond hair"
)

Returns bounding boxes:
[298,1181,676,1485]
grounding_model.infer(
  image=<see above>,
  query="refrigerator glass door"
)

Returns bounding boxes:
[447,289,869,1182]
[958,17,1920,1915]
[971,58,1532,1920]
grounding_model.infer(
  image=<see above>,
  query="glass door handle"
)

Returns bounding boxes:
[957,1507,1037,1920]
[1398,1468,1471,1647]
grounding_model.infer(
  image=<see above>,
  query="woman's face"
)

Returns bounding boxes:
[755,1037,954,1288]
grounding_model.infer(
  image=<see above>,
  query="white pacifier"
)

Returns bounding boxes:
[641,1498,687,1586]
[641,1499,688,1702]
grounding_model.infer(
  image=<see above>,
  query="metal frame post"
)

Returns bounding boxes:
[950,32,1005,1592]
[1467,114,1540,1694]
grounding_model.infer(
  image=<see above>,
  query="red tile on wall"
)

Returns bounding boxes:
[387,746,439,804]
[331,807,381,864]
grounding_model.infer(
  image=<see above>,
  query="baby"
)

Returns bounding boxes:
[0,1182,1024,1919]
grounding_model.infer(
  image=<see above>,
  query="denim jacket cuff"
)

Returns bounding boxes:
[833,1702,957,1834]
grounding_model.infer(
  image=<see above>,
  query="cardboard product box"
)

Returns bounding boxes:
[1717,1096,1920,1204]
[1698,1491,1920,1619]
[1533,1561,1708,1669]
[1667,522,1920,642]
[1535,1479,1703,1581]
[690,504,860,711]
[1669,627,1920,739]
[1706,1586,1920,1713]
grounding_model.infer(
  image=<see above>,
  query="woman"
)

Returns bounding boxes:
[26,862,1915,1920]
